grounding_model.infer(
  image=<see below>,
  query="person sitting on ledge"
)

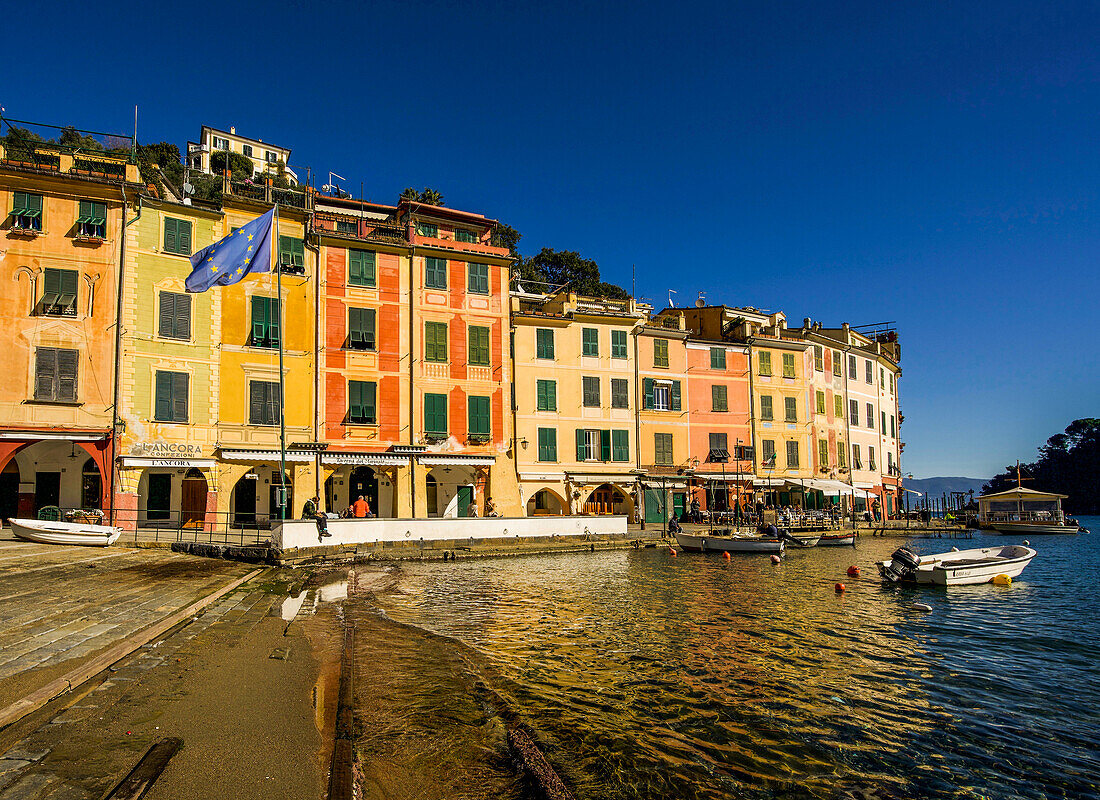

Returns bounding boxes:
[485,497,499,517]
[351,495,371,518]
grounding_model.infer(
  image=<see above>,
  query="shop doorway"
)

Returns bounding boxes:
[233,474,258,525]
[349,466,378,516]
[456,485,474,517]
[35,472,61,512]
[181,469,208,528]
[81,458,101,509]
[0,462,19,522]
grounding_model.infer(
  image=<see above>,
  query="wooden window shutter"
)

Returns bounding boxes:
[349,381,363,420]
[269,298,280,344]
[251,296,267,343]
[158,292,175,338]
[176,294,191,340]
[363,309,376,349]
[173,372,189,422]
[643,377,654,409]
[44,269,60,295]
[164,218,177,253]
[179,220,192,254]
[56,349,78,401]
[599,429,611,462]
[35,348,57,399]
[249,382,264,424]
[363,382,376,423]
[154,371,172,420]
[349,308,363,347]
[575,428,586,460]
[671,380,681,411]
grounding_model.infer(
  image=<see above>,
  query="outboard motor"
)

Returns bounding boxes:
[882,547,921,582]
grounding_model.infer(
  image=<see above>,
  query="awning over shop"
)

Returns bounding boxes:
[418,454,496,466]
[0,430,109,440]
[695,473,751,482]
[565,472,640,484]
[120,457,216,469]
[903,488,924,496]
[322,452,408,466]
[219,449,313,463]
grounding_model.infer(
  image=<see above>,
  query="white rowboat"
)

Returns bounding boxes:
[878,545,1036,586]
[818,532,857,546]
[674,531,785,555]
[8,518,122,547]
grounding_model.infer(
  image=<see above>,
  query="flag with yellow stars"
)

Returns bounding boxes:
[185,208,275,292]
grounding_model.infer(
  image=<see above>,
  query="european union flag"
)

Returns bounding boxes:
[185,208,276,293]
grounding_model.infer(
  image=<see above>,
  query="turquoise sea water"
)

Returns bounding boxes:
[360,520,1100,799]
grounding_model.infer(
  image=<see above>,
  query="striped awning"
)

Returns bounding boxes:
[219,449,313,463]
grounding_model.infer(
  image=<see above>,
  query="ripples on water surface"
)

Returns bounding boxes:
[351,522,1100,799]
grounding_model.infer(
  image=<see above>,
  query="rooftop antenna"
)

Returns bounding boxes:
[322,171,347,196]
[668,289,677,308]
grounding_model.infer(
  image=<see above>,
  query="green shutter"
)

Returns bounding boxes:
[424,393,447,434]
[469,326,490,366]
[611,330,627,358]
[349,381,363,421]
[612,430,629,462]
[536,328,554,359]
[164,218,176,252]
[178,220,192,254]
[576,428,586,461]
[154,371,172,421]
[600,429,611,462]
[425,321,448,362]
[252,296,267,343]
[349,250,376,287]
[468,262,488,294]
[173,372,189,422]
[538,428,557,462]
[643,377,654,409]
[671,380,681,411]
[469,396,490,436]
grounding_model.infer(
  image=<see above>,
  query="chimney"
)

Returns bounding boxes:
[230,126,236,134]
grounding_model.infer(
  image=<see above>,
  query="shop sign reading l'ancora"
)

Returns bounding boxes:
[130,442,205,458]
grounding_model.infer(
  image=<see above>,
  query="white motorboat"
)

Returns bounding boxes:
[674,531,784,555]
[818,531,857,546]
[878,544,1036,586]
[8,518,122,547]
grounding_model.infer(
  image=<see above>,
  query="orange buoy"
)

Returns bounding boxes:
[669,548,677,556]
[770,554,781,564]
[835,582,846,593]
[846,565,861,578]
[723,551,731,561]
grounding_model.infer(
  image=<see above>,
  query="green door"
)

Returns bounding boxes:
[457,485,474,517]
[644,488,665,523]
[672,493,686,520]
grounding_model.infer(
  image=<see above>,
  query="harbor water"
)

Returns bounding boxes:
[337,521,1100,799]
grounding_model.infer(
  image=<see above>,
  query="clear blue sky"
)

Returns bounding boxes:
[8,0,1099,479]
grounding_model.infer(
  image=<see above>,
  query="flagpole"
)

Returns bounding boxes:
[275,203,288,520]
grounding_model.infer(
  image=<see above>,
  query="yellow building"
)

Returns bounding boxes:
[0,122,141,523]
[511,291,649,517]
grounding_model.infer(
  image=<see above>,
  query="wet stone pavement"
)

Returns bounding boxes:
[0,536,323,799]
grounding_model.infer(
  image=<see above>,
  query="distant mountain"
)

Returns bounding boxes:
[905,476,989,500]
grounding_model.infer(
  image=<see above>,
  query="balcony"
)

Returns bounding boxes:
[313,212,408,246]
[0,118,139,182]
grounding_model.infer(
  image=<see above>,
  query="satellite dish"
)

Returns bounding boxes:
[322,184,334,193]
[696,296,706,308]
[183,182,194,195]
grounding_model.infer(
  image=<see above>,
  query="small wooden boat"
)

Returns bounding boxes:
[878,544,1036,586]
[674,531,784,555]
[8,518,122,547]
[783,532,821,547]
[818,531,857,546]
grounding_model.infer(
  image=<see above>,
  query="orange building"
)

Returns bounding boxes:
[0,123,141,522]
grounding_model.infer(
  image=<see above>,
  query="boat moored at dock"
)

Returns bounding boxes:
[878,544,1036,586]
[674,531,785,555]
[978,487,1080,535]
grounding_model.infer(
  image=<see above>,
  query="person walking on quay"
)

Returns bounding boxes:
[351,495,371,518]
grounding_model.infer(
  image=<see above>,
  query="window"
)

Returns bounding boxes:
[468,395,491,438]
[212,136,229,150]
[158,292,191,340]
[336,220,357,234]
[786,440,799,468]
[425,257,447,289]
[761,439,776,466]
[582,328,599,357]
[163,217,192,255]
[865,359,873,383]
[425,321,448,362]
[813,345,823,371]
[868,446,877,471]
[536,380,557,412]
[816,391,826,415]
[712,384,728,412]
[710,347,726,370]
[880,367,886,387]
[349,250,376,287]
[576,429,608,462]
[535,328,554,359]
[248,380,281,426]
[242,144,253,158]
[416,222,439,238]
[887,452,894,473]
[38,268,78,316]
[10,192,42,231]
[424,393,448,436]
[834,395,843,419]
[611,330,628,359]
[250,296,280,348]
[76,200,106,238]
[782,353,796,378]
[537,428,557,461]
[890,374,895,394]
[154,371,189,423]
[582,376,600,407]
[468,262,489,294]
[784,396,797,422]
[612,430,630,461]
[348,380,377,424]
[709,432,728,453]
[278,236,305,273]
[654,433,673,465]
[758,351,772,376]
[818,439,829,468]
[468,326,490,366]
[34,347,78,402]
[611,378,629,409]
[653,338,669,367]
[881,411,887,433]
[832,350,842,377]
[455,228,478,243]
[890,415,896,438]
[643,378,680,411]
[849,399,859,425]
[866,403,875,430]
[852,444,863,469]
[848,354,857,380]
[760,394,773,420]
[265,150,277,164]
[348,308,376,350]
[838,441,847,468]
